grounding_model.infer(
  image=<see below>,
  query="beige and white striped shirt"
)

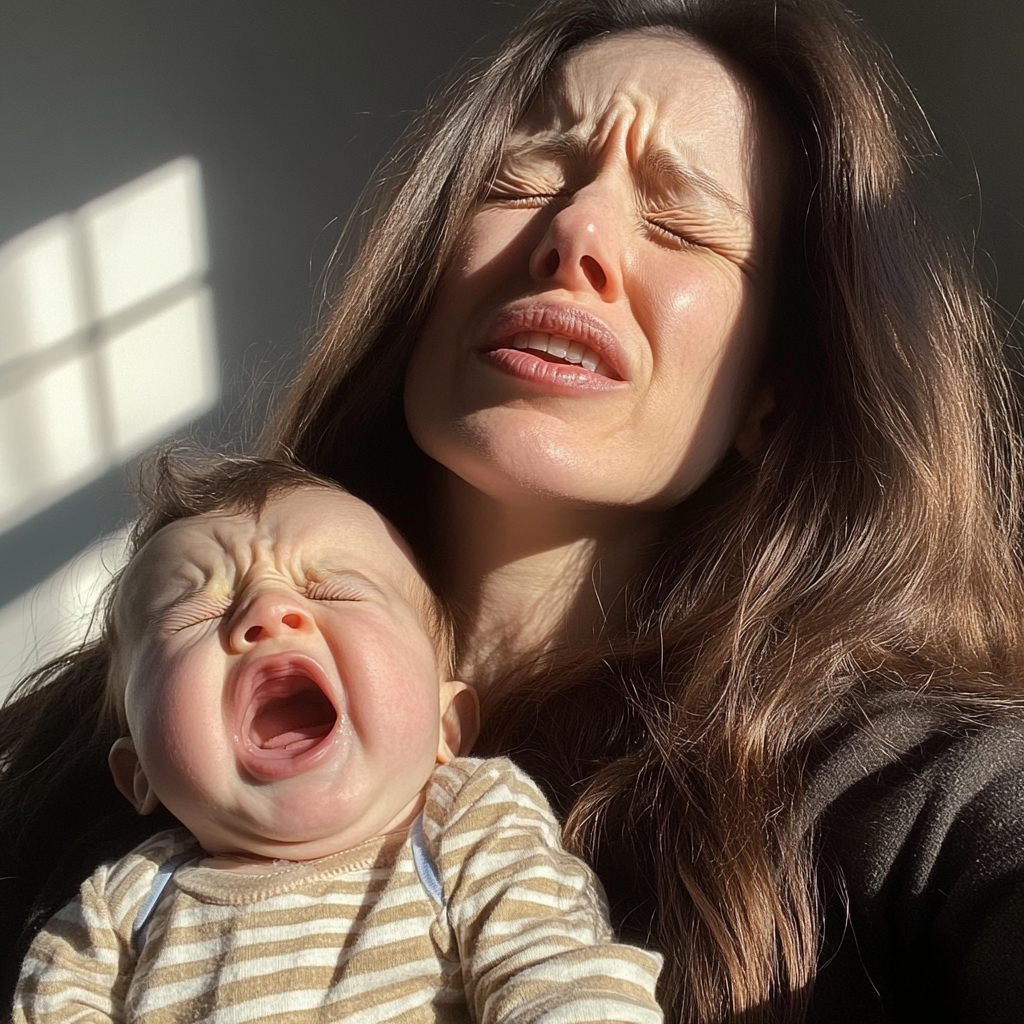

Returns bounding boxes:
[15,757,663,1023]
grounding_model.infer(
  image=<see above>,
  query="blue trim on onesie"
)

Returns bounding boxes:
[133,851,195,952]
[134,818,444,955]
[410,812,445,906]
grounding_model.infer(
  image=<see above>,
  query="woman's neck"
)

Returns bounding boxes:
[432,474,663,702]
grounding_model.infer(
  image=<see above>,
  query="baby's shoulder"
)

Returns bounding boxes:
[93,829,198,909]
[426,756,551,816]
[46,828,199,943]
[111,827,199,873]
[422,756,564,856]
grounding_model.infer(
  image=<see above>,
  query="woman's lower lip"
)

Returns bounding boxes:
[479,348,627,393]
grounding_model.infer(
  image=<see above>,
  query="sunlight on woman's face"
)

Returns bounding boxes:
[405,32,786,513]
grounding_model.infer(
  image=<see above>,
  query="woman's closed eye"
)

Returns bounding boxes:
[491,191,567,208]
[644,216,705,248]
[639,200,716,249]
[642,205,756,266]
[486,184,567,207]
[485,161,568,205]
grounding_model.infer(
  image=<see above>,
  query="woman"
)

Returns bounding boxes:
[2,0,1022,1020]
[262,0,1024,1020]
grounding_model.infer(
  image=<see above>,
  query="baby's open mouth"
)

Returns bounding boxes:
[246,675,336,752]
[235,656,339,777]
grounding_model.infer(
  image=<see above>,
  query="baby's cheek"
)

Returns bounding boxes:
[129,678,227,806]
[384,686,440,744]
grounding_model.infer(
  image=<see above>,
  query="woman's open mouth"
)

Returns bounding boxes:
[233,655,340,779]
[505,331,616,376]
[479,303,630,393]
[481,343,626,392]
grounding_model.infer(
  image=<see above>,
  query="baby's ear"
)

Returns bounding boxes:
[437,681,480,763]
[109,737,161,816]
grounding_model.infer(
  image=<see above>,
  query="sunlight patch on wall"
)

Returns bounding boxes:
[0,529,128,701]
[0,157,219,534]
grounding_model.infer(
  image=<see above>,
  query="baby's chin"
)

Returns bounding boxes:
[186,791,429,870]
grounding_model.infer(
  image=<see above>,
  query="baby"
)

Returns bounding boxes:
[13,453,662,1024]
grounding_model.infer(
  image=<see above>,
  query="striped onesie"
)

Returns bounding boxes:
[14,757,663,1023]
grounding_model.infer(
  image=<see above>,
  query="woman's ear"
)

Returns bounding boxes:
[437,680,481,762]
[109,737,161,816]
[734,387,775,461]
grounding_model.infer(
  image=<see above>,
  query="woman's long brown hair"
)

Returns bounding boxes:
[262,1,1024,1019]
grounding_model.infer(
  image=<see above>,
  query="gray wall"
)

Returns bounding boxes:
[1,0,1020,624]
[853,0,1023,318]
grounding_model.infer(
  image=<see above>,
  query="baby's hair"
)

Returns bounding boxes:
[0,446,453,994]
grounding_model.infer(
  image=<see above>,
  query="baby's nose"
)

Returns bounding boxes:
[231,590,312,648]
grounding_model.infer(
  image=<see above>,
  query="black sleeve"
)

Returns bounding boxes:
[928,726,1024,1023]
[808,710,1024,1024]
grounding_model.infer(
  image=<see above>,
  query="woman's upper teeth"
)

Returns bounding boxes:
[509,332,609,374]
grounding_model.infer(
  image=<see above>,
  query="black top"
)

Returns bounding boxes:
[805,704,1024,1023]
[559,695,1024,1023]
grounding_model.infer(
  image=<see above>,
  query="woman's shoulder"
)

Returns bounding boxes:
[805,697,1023,812]
[806,698,1024,837]
[807,698,1024,1022]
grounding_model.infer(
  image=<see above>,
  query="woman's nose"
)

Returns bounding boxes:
[229,589,313,650]
[528,188,623,299]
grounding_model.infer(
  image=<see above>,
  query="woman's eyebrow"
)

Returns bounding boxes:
[501,132,589,166]
[638,148,753,226]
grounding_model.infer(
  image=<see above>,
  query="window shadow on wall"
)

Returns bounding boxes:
[0,157,218,697]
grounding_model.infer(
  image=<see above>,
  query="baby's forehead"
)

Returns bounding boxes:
[119,486,427,616]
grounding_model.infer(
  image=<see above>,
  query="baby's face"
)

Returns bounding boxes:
[113,486,459,860]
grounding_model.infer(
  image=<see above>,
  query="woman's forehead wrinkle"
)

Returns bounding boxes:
[525,58,750,201]
[513,75,759,264]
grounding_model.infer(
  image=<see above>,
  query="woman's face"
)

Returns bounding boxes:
[405,32,786,512]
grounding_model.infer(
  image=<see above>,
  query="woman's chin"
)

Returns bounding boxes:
[431,439,689,518]
[422,424,605,510]
[420,403,736,516]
